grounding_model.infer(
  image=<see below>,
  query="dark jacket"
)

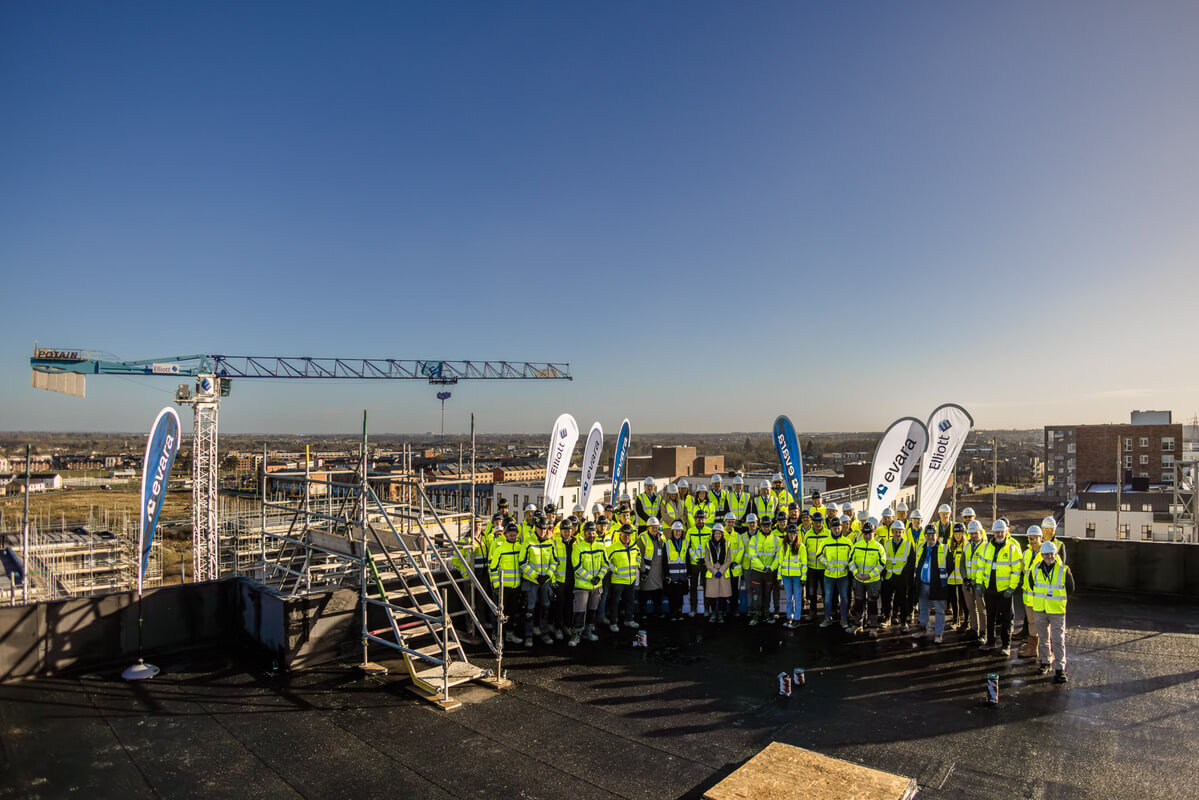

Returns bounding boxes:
[912,542,949,601]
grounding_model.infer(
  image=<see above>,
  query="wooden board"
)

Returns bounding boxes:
[705,742,917,800]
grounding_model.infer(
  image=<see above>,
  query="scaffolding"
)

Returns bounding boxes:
[253,434,509,710]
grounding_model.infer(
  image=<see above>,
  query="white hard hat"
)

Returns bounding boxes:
[671,521,684,530]
[760,479,770,490]
[1027,525,1042,538]
[524,504,537,512]
[882,507,894,518]
[967,520,983,534]
[1041,516,1058,529]
[711,474,723,482]
[1040,541,1059,554]
[620,493,631,503]
[911,509,923,519]
[733,476,744,485]
[896,502,908,512]
[962,507,976,517]
[841,503,853,512]
[857,510,869,521]
[573,504,584,514]
[772,472,783,481]
[591,503,603,515]
[695,484,707,493]
[746,513,758,523]
[867,516,879,529]
[645,477,656,487]
[992,519,1008,533]
[724,512,736,520]
[839,514,850,524]
[938,504,951,514]
[677,478,689,489]
[712,522,725,531]
[890,520,905,530]
[647,516,660,526]
[666,482,678,493]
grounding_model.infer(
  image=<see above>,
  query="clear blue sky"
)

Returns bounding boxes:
[2,2,1197,435]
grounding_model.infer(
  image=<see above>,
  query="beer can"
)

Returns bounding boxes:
[635,630,648,647]
[986,672,999,704]
[793,667,805,687]
[778,672,792,697]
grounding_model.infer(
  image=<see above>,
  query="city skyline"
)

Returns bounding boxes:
[3,2,1197,434]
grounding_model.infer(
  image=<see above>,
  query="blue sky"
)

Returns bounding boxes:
[2,2,1197,435]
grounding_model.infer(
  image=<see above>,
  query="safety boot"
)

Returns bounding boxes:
[1018,634,1038,659]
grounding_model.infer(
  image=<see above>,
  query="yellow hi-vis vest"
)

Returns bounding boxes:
[552,536,577,583]
[965,539,987,584]
[850,540,886,583]
[687,525,711,563]
[638,530,660,570]
[1021,547,1040,592]
[488,539,523,589]
[664,535,689,582]
[725,490,750,522]
[772,488,795,511]
[660,498,685,528]
[572,543,609,590]
[748,531,781,572]
[818,537,852,578]
[947,542,966,585]
[1030,560,1068,614]
[606,539,641,585]
[635,492,661,527]
[775,541,807,577]
[883,536,910,578]
[975,538,1023,591]
[726,529,745,577]
[805,527,831,567]
[520,538,556,582]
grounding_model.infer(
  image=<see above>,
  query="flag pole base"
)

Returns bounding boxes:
[122,658,160,681]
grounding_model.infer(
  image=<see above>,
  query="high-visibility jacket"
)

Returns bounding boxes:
[750,494,776,523]
[605,520,625,547]
[975,538,1023,591]
[635,492,661,527]
[606,540,641,586]
[680,495,697,528]
[913,542,949,585]
[850,540,887,583]
[693,493,718,528]
[1029,560,1069,614]
[809,502,827,519]
[947,542,966,585]
[882,536,911,578]
[660,498,685,529]
[707,488,726,519]
[552,536,577,584]
[747,531,781,572]
[687,524,711,563]
[904,521,922,550]
[775,541,807,577]
[935,520,954,541]
[638,530,660,570]
[519,518,536,542]
[805,526,831,569]
[572,543,609,590]
[1021,547,1040,592]
[488,538,523,589]
[723,490,750,523]
[1043,535,1067,564]
[772,488,795,512]
[726,529,746,577]
[818,537,852,578]
[663,535,689,583]
[452,537,487,579]
[521,539,556,583]
[738,528,759,572]
[964,539,988,585]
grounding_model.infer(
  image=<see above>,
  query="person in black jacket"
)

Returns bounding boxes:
[911,524,950,643]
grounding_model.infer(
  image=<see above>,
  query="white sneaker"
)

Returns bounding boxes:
[608,623,619,633]
[934,635,943,644]
[532,626,541,636]
[626,620,640,629]
[540,634,553,645]
[523,637,533,647]
[911,630,923,639]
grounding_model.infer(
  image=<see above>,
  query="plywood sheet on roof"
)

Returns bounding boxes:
[705,742,917,800]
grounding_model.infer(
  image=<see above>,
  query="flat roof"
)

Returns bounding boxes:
[0,593,1194,798]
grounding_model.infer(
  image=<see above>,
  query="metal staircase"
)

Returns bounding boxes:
[259,437,508,710]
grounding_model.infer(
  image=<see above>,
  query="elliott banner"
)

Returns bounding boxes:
[867,416,929,520]
[543,413,579,507]
[916,403,975,524]
[772,415,803,506]
[578,422,604,512]
[611,418,631,505]
[138,407,182,593]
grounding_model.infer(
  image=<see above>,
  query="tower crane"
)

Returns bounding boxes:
[30,347,572,581]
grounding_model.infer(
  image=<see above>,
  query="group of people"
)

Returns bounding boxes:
[456,474,1074,684]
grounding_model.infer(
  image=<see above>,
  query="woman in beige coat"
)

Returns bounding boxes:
[705,523,734,623]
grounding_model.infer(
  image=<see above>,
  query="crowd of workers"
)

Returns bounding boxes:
[457,474,1074,684]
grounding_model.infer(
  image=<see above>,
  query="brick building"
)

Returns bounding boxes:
[625,446,725,481]
[1045,411,1182,499]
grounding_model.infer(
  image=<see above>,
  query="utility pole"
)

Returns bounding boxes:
[22,444,31,604]
[1116,438,1122,540]
[991,438,998,523]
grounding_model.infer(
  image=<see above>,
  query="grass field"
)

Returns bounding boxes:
[0,486,192,531]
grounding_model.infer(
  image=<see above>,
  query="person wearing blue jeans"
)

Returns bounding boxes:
[912,524,949,643]
[818,518,852,628]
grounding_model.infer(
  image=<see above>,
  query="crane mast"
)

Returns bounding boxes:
[31,348,572,582]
